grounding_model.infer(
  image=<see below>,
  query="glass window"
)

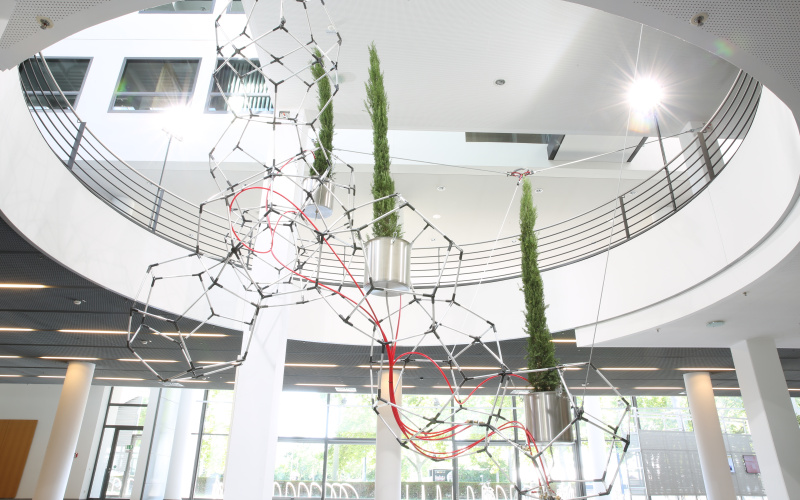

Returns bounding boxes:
[403,445,453,500]
[328,394,375,438]
[326,444,375,498]
[277,392,328,438]
[19,57,91,109]
[193,390,234,498]
[227,0,244,13]
[207,58,273,114]
[141,1,214,13]
[112,59,200,111]
[274,441,326,497]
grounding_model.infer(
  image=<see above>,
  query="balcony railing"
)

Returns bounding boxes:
[19,54,761,287]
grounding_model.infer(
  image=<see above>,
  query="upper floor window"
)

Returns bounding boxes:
[19,57,91,109]
[207,58,273,114]
[112,59,200,112]
[140,0,215,13]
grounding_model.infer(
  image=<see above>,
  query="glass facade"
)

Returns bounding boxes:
[207,58,273,114]
[88,387,150,500]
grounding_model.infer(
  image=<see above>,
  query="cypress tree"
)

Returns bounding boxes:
[310,48,334,178]
[364,42,401,239]
[521,178,560,391]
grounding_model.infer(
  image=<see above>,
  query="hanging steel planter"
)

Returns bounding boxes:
[524,390,574,443]
[363,237,412,295]
[302,178,335,219]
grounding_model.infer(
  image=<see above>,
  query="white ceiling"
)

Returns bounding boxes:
[246,0,739,136]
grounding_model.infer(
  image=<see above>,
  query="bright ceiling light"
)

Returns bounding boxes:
[628,78,662,111]
[677,367,735,371]
[41,356,100,361]
[0,374,22,377]
[285,363,339,368]
[96,377,144,381]
[634,386,682,390]
[0,283,47,288]
[59,329,126,335]
[164,332,227,338]
[0,327,35,332]
[0,355,21,359]
[599,367,659,371]
[357,365,419,370]
[118,358,178,363]
[295,383,346,387]
[176,379,209,383]
[363,385,416,389]
[38,375,66,378]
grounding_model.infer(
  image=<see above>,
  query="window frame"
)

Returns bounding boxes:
[19,56,93,110]
[139,0,216,15]
[205,57,273,115]
[109,57,202,113]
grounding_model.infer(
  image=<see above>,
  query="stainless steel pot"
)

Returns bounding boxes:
[363,237,411,295]
[523,390,574,443]
[302,178,335,219]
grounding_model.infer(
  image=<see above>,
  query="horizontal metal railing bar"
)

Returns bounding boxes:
[19,55,761,287]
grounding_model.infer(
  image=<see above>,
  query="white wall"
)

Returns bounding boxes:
[0,383,106,500]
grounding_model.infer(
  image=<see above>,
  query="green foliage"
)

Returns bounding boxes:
[364,42,401,238]
[521,179,560,391]
[310,48,334,178]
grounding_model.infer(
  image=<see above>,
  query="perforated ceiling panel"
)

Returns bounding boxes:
[0,0,111,49]
[633,0,800,92]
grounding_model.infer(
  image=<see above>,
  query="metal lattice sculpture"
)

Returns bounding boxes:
[127,1,630,498]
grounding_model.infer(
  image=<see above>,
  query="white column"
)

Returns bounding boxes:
[582,397,608,487]
[731,337,800,500]
[135,388,182,500]
[683,372,736,500]
[164,389,199,500]
[375,370,403,500]
[224,306,289,500]
[33,361,96,500]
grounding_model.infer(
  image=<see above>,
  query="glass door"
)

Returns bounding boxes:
[96,427,143,499]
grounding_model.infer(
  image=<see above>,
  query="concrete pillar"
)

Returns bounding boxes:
[164,389,199,500]
[731,338,800,500]
[683,372,736,500]
[375,370,403,500]
[33,361,96,500]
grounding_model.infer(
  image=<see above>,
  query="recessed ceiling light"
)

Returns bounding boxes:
[0,355,21,359]
[0,327,35,332]
[534,188,544,194]
[357,365,419,370]
[494,79,506,86]
[789,388,800,392]
[432,385,482,390]
[363,385,416,389]
[0,283,47,288]
[634,386,683,390]
[335,387,357,393]
[59,329,126,335]
[569,386,615,390]
[41,356,100,361]
[432,214,441,219]
[629,190,637,196]
[175,379,209,384]
[285,363,339,368]
[225,381,236,384]
[677,367,735,371]
[436,186,446,192]
[96,377,144,381]
[599,367,659,371]
[196,361,227,365]
[165,332,227,338]
[295,383,346,387]
[118,358,178,363]
[706,320,725,328]
[0,374,22,377]
[38,375,66,379]
[452,366,503,371]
